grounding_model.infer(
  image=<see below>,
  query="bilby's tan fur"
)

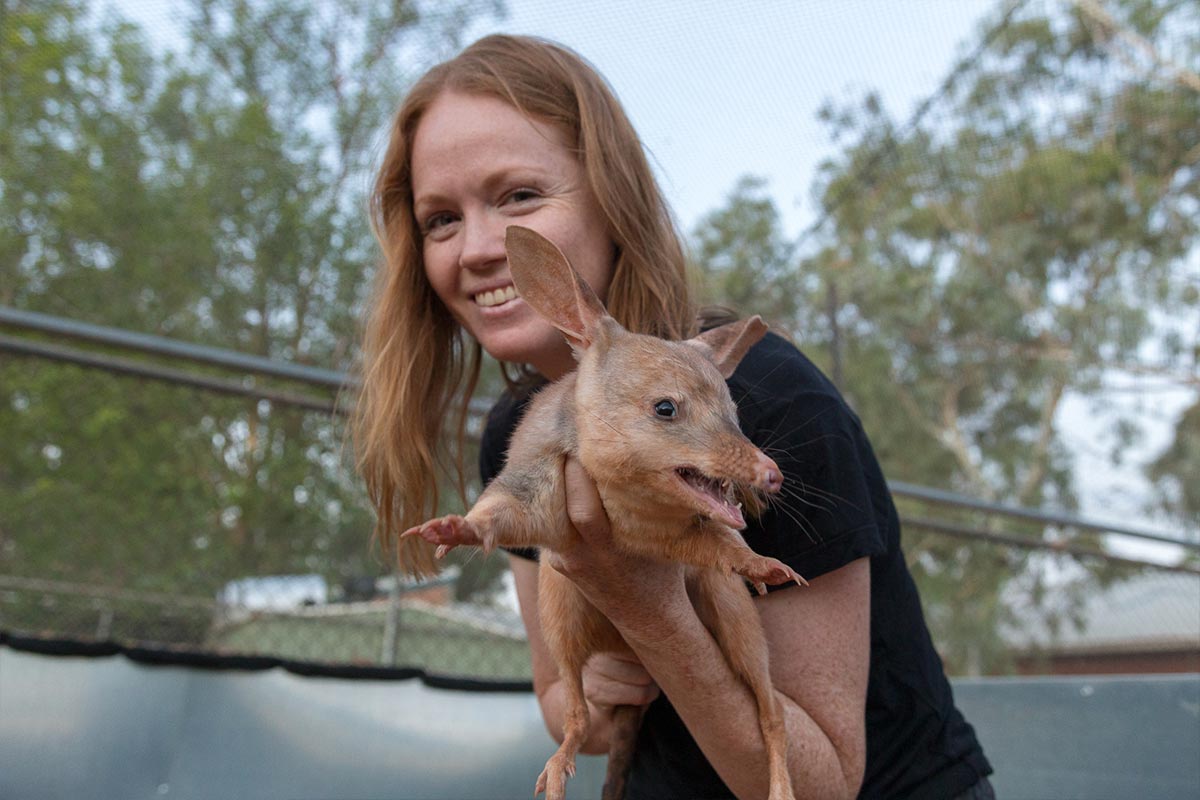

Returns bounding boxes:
[403,226,803,800]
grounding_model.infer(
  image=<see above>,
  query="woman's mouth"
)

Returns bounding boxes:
[474,285,518,308]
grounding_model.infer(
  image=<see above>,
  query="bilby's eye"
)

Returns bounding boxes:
[653,399,677,419]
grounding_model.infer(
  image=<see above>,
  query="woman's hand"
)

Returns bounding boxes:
[544,456,691,633]
[582,651,661,709]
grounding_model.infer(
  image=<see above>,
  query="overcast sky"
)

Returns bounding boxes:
[467,0,999,236]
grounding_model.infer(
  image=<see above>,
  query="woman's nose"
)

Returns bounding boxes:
[458,213,507,272]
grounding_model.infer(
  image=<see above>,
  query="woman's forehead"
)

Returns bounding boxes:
[414,92,570,159]
[411,92,579,199]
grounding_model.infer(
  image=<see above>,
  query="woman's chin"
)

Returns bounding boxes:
[476,320,571,375]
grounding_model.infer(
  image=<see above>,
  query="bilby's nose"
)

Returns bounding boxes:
[755,452,783,493]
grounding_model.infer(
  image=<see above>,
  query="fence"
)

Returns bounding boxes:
[1,307,1197,681]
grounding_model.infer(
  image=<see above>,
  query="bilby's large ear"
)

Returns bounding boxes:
[505,225,609,348]
[686,316,768,379]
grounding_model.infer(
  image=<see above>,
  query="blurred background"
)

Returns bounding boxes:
[1,0,1197,684]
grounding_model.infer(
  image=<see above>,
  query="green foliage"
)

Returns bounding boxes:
[691,176,801,332]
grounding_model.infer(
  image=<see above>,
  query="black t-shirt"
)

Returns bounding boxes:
[479,332,992,799]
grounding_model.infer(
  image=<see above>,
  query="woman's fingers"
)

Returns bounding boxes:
[554,455,687,626]
[549,455,612,577]
[563,455,609,542]
[584,651,661,707]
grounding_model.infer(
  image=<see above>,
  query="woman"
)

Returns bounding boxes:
[356,34,993,800]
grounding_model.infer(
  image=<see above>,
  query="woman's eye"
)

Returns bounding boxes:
[506,187,540,204]
[422,212,456,236]
[653,399,678,419]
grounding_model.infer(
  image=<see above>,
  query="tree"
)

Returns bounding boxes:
[1148,399,1200,543]
[0,0,504,642]
[691,0,1198,673]
[690,176,802,335]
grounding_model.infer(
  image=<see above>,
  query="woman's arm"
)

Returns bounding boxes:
[544,457,870,800]
[509,554,661,756]
[624,559,870,800]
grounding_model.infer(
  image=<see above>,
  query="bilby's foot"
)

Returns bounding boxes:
[738,555,807,594]
[534,752,576,800]
[399,514,492,557]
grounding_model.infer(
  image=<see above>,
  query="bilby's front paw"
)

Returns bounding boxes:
[737,555,808,595]
[400,514,492,558]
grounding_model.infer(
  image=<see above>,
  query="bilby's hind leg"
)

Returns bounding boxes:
[535,565,624,800]
[535,663,588,800]
[689,569,795,800]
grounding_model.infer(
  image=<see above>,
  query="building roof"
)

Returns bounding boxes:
[1007,571,1200,655]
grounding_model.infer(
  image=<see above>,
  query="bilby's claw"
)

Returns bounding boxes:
[401,514,486,551]
[740,555,807,590]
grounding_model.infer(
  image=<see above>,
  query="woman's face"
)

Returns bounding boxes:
[411,91,615,379]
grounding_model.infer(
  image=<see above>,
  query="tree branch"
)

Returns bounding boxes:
[1016,374,1067,505]
[939,377,993,500]
[1071,0,1200,94]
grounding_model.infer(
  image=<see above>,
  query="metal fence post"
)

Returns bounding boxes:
[381,575,402,667]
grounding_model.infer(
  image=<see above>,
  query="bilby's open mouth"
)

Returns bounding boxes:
[675,466,745,529]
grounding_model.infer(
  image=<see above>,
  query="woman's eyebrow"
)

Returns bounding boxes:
[411,190,450,218]
[480,164,551,192]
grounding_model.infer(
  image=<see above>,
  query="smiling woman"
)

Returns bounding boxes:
[354,33,993,800]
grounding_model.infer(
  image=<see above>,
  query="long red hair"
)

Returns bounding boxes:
[354,35,695,575]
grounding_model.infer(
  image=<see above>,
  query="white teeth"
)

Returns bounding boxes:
[475,285,517,308]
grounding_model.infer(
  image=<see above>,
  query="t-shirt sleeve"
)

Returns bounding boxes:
[735,386,889,586]
[720,335,892,585]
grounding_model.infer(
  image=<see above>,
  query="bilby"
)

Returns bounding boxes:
[403,225,805,800]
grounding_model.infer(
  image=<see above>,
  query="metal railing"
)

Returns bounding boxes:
[3,305,1193,555]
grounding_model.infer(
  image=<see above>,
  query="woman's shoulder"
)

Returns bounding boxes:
[729,331,851,421]
[479,385,537,484]
[731,332,891,577]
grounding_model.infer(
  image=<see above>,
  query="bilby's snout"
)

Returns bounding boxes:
[754,452,783,493]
